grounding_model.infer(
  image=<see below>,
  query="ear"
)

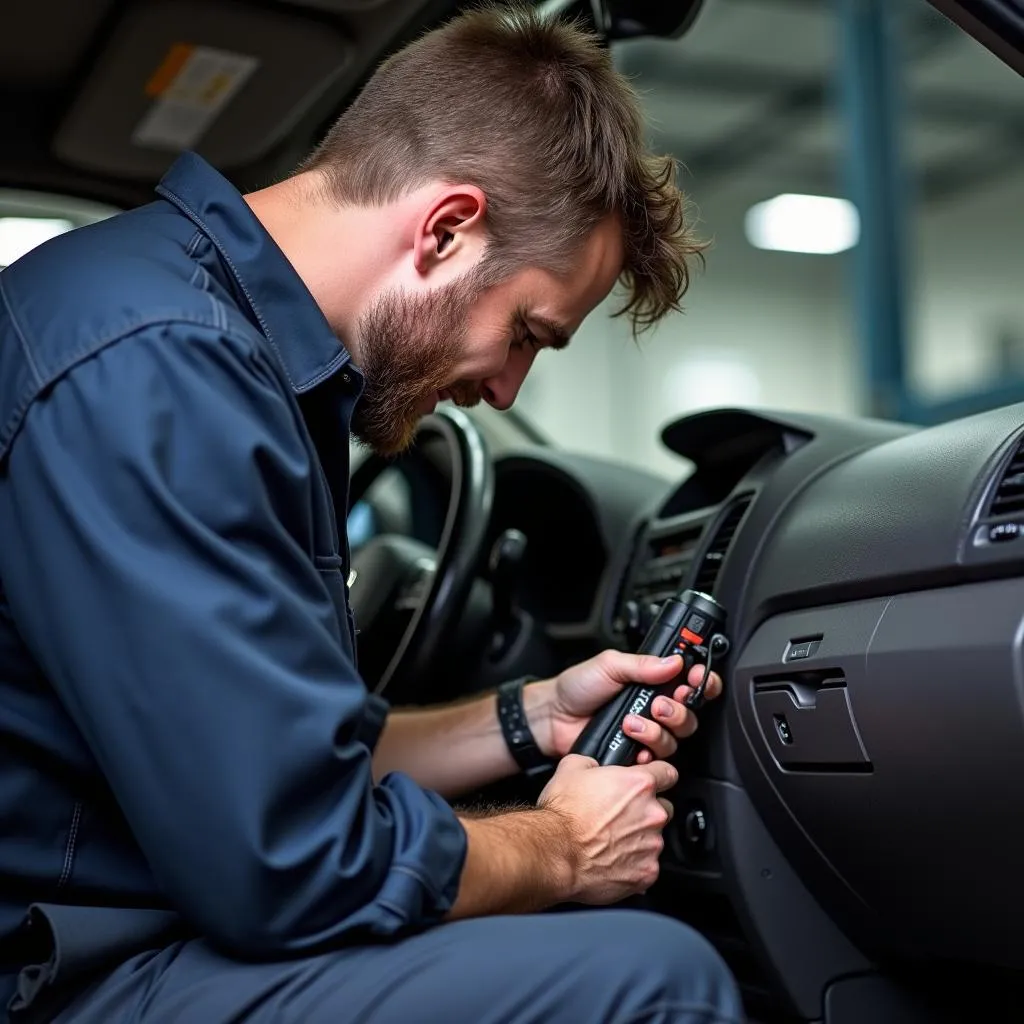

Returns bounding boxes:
[412,185,488,276]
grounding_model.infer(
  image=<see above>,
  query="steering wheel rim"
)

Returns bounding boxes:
[348,406,494,702]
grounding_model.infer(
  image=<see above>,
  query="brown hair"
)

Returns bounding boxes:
[301,2,705,334]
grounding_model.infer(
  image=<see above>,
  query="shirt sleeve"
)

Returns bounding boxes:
[0,321,467,955]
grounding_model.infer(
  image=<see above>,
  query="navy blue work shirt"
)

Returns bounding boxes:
[0,153,466,1012]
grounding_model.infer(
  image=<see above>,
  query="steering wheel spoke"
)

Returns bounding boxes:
[346,408,494,701]
[394,557,437,611]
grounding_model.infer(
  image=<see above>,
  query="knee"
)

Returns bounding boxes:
[595,910,744,1022]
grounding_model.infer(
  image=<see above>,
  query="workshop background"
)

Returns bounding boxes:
[0,0,1021,481]
[515,0,1024,478]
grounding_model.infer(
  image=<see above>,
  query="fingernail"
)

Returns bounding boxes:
[626,714,646,734]
[654,697,673,717]
[660,655,680,666]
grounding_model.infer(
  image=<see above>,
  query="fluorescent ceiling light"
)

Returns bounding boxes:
[0,217,74,268]
[536,0,578,18]
[744,194,860,255]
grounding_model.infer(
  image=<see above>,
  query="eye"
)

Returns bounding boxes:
[511,315,541,353]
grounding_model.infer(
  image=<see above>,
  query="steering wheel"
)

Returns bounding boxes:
[346,407,494,703]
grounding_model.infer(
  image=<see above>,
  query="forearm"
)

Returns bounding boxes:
[446,807,576,919]
[372,682,557,799]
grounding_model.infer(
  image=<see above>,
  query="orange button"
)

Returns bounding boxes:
[680,627,703,645]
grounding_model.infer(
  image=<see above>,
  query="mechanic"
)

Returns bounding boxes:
[0,5,744,1024]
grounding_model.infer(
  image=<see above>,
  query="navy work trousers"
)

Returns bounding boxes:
[54,910,745,1024]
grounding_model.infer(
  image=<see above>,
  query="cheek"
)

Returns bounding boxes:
[456,335,511,381]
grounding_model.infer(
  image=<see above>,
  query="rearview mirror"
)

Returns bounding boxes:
[538,0,705,41]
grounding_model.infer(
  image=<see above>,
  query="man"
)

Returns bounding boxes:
[0,4,744,1023]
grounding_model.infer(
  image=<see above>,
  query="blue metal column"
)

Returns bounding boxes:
[835,0,913,422]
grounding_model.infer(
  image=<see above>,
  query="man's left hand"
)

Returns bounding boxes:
[530,651,724,763]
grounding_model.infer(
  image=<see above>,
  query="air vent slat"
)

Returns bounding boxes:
[986,439,1024,519]
[693,495,752,596]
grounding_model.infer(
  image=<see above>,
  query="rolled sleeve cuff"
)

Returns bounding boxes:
[355,692,391,751]
[368,773,467,934]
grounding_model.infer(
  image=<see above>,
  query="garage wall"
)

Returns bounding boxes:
[911,169,1024,402]
[516,162,1024,481]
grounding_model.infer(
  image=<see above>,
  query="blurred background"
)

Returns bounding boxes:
[515,0,1024,477]
[1,0,1022,480]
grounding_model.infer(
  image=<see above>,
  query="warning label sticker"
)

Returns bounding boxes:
[133,44,260,152]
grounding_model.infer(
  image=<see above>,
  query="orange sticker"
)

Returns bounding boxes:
[145,43,195,97]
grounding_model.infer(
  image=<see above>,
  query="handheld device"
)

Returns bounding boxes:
[571,589,729,767]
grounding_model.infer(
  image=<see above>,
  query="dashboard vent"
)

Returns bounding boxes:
[693,495,752,596]
[988,438,1024,518]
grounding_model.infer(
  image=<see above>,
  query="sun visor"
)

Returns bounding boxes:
[52,0,353,178]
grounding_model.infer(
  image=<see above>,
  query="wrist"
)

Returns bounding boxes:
[534,806,579,903]
[451,805,578,917]
[521,677,559,758]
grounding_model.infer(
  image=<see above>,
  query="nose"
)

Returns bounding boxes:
[481,349,535,411]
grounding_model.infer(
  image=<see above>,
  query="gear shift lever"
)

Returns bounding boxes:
[488,529,527,657]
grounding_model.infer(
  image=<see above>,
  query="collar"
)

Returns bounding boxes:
[155,152,355,395]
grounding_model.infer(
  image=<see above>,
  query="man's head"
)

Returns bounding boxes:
[293,2,704,454]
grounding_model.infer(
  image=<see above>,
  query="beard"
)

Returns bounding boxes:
[349,272,485,456]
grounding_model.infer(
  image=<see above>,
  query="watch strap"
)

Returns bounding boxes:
[496,677,553,777]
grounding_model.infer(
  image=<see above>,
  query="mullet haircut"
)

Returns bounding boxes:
[300,2,706,334]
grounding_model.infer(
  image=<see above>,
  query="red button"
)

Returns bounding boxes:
[680,627,703,645]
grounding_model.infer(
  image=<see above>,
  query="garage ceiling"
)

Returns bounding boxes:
[615,0,1024,205]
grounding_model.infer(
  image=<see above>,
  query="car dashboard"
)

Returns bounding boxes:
[485,401,1024,1022]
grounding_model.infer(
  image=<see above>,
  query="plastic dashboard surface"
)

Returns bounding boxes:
[620,403,1024,1010]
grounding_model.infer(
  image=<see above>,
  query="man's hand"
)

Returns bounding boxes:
[448,753,680,918]
[539,754,678,903]
[526,650,723,763]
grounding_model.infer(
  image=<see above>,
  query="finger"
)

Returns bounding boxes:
[632,758,679,793]
[623,713,679,759]
[676,669,723,703]
[649,695,697,740]
[658,797,675,823]
[600,650,684,684]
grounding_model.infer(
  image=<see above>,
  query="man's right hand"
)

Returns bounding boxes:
[448,753,677,920]
[538,754,677,905]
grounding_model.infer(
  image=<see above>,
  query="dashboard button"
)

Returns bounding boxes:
[787,641,812,660]
[682,802,713,856]
[989,522,1020,543]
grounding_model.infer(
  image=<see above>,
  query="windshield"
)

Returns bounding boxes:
[508,0,1024,478]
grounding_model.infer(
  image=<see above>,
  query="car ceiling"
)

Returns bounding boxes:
[0,0,467,208]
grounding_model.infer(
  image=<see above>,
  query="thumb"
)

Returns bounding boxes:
[626,653,683,681]
[556,753,599,774]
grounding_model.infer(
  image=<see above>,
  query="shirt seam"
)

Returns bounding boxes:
[57,800,83,889]
[154,183,351,394]
[0,273,44,388]
[391,862,445,902]
[34,312,251,394]
[617,1003,744,1024]
[155,184,296,390]
[0,314,265,464]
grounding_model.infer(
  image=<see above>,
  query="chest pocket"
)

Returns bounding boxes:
[314,553,358,664]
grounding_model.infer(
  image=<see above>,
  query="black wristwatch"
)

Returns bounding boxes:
[496,677,554,777]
